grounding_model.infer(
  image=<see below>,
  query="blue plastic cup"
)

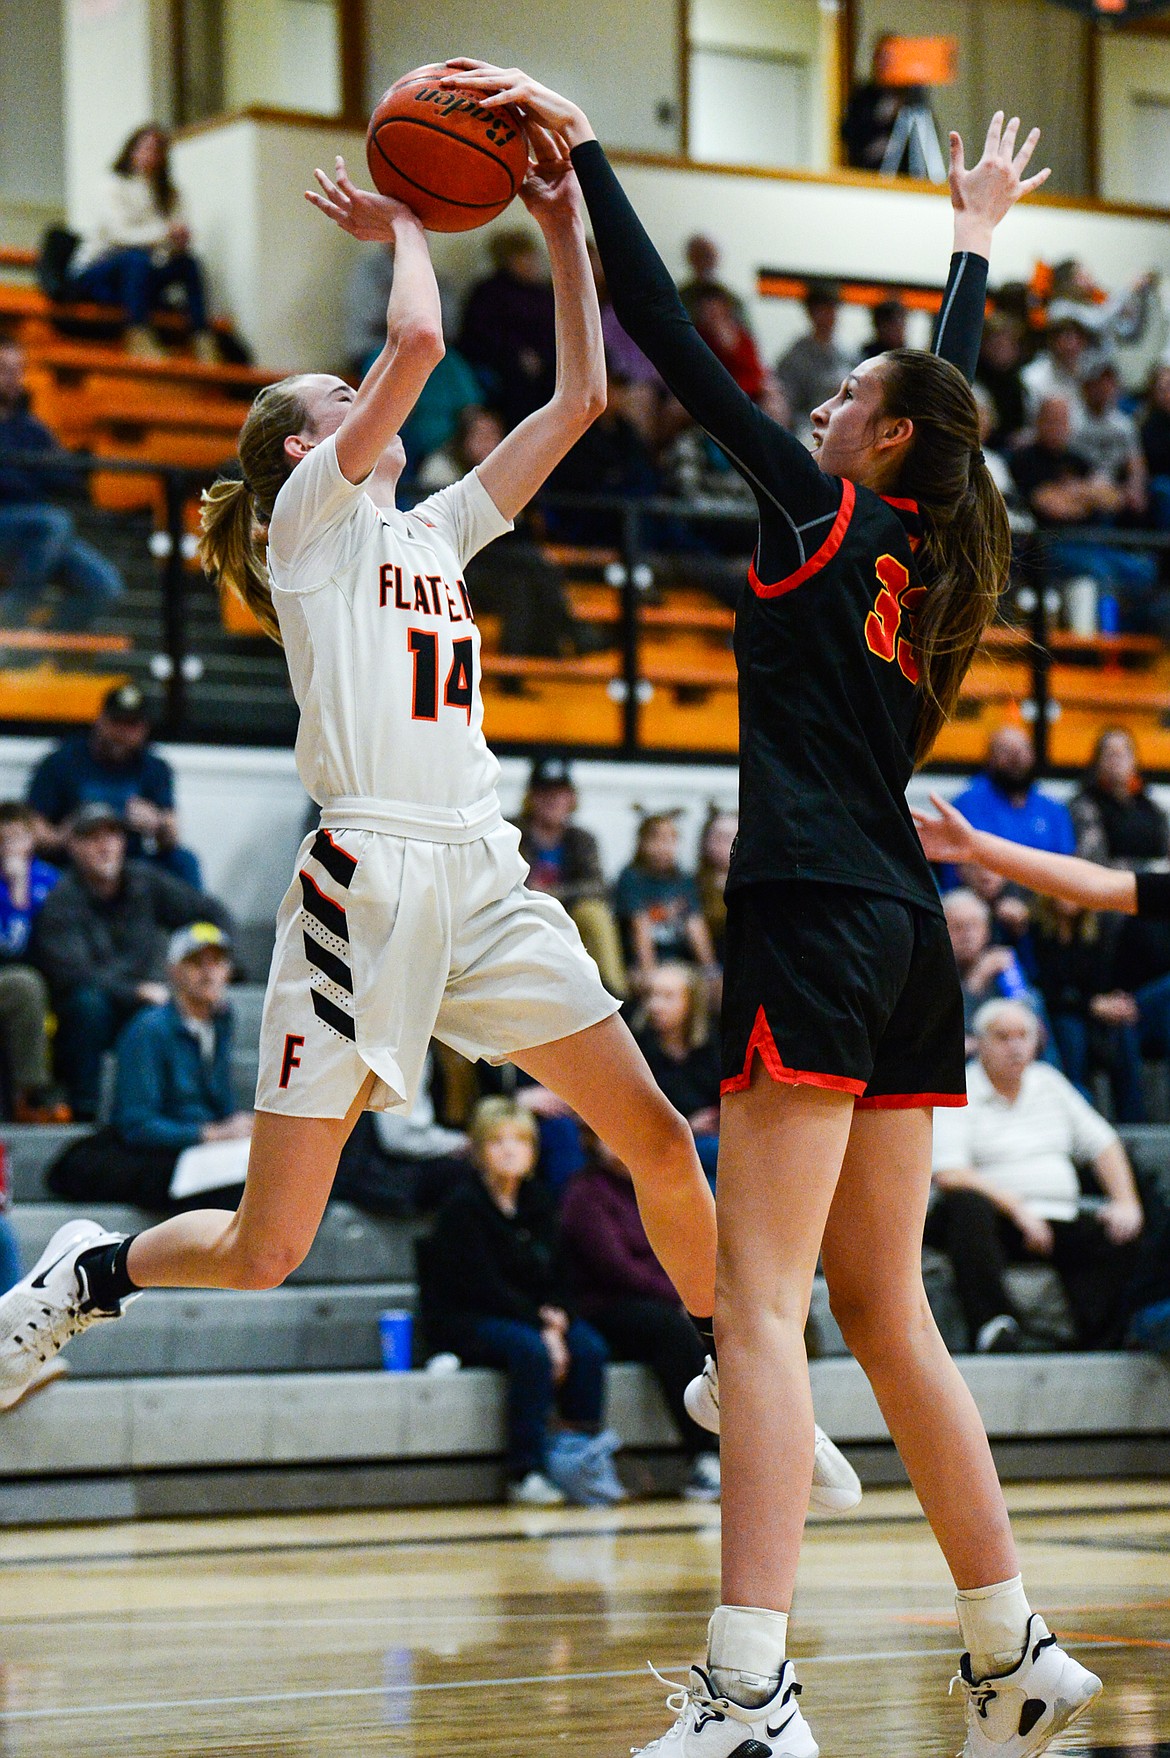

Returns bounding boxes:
[379,1309,414,1372]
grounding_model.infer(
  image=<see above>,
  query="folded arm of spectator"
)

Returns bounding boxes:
[1091,1137,1144,1244]
[146,867,233,937]
[933,1163,1054,1253]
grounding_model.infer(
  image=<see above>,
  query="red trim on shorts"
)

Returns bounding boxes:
[721,1005,867,1098]
[748,479,856,599]
[854,1091,968,1110]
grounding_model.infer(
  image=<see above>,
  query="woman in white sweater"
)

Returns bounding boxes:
[68,123,214,361]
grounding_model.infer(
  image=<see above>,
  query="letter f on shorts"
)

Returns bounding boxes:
[280,1033,305,1089]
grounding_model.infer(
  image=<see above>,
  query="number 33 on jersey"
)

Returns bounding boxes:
[865,554,926,686]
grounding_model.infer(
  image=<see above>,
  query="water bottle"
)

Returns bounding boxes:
[1097,592,1121,635]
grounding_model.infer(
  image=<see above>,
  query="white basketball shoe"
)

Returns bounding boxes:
[683,1357,862,1513]
[951,1615,1102,1757]
[0,1221,133,1410]
[633,1662,818,1757]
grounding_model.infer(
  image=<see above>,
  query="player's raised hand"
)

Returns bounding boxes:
[911,792,978,864]
[436,61,596,149]
[305,155,423,241]
[519,123,582,226]
[948,113,1050,251]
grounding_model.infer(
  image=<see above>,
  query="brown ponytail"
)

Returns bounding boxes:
[199,375,314,647]
[878,349,1012,765]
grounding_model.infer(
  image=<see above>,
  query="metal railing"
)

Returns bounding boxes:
[2,447,1169,764]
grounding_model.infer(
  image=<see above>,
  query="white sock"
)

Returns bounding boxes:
[707,1604,788,1708]
[956,1575,1031,1681]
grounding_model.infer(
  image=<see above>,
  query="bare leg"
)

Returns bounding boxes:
[820,1106,1018,1589]
[713,1068,856,1610]
[125,1074,375,1291]
[513,1013,717,1317]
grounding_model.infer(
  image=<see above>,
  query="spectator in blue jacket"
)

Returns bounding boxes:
[0,337,124,630]
[47,921,249,1210]
[948,726,1075,889]
[27,682,202,886]
[0,801,68,1121]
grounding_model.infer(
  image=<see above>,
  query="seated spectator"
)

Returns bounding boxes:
[856,298,908,360]
[696,805,736,966]
[0,802,67,1121]
[944,887,1036,1055]
[678,233,753,332]
[928,999,1145,1351]
[31,802,231,1119]
[1076,353,1148,519]
[334,1049,469,1217]
[1021,308,1094,425]
[416,407,601,660]
[693,288,768,401]
[458,230,556,430]
[1029,896,1144,1123]
[28,682,202,886]
[952,726,1076,865]
[840,45,908,171]
[398,345,483,475]
[634,963,721,1183]
[66,124,215,363]
[560,1135,719,1502]
[1140,363,1170,531]
[591,241,662,445]
[1016,390,1158,632]
[614,812,717,993]
[1041,261,1158,351]
[775,283,851,432]
[47,922,249,1210]
[975,314,1028,450]
[514,757,626,998]
[419,1098,618,1508]
[1071,727,1170,868]
[0,336,124,631]
[972,384,1030,532]
[547,374,666,548]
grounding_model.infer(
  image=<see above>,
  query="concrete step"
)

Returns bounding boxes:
[3,1353,1167,1484]
[28,1283,416,1377]
[9,1201,423,1284]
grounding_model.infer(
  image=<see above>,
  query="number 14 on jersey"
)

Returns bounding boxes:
[408,629,475,723]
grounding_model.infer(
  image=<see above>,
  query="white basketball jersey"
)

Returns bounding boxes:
[267,434,513,812]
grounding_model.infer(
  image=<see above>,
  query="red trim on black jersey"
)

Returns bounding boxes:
[748,479,856,600]
[855,1090,967,1110]
[880,495,920,514]
[721,1004,867,1097]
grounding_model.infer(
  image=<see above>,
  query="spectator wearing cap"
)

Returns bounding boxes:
[31,802,232,1119]
[0,335,124,631]
[0,801,68,1121]
[27,683,202,887]
[1076,353,1149,519]
[514,759,626,998]
[775,283,852,431]
[47,921,249,1210]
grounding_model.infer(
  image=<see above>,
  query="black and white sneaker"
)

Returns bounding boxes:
[683,1357,862,1513]
[0,1221,133,1410]
[632,1661,818,1756]
[951,1614,1102,1757]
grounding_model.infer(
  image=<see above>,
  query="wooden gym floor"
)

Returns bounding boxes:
[1,1481,1168,1757]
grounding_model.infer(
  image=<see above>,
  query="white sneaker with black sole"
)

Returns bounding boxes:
[951,1614,1102,1757]
[683,1357,862,1513]
[633,1661,818,1757]
[0,1221,133,1410]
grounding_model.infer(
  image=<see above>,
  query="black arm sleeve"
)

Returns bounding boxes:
[932,251,990,385]
[1135,871,1170,919]
[570,138,840,565]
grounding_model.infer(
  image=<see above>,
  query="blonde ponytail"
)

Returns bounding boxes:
[198,374,314,648]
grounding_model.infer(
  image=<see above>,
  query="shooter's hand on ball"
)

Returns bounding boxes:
[519,127,582,228]
[437,60,596,150]
[305,154,423,241]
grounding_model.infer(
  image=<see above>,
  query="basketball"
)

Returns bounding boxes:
[366,72,529,233]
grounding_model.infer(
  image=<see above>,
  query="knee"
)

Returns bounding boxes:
[226,1232,309,1291]
[825,1269,932,1364]
[637,1095,701,1181]
[1,964,48,1008]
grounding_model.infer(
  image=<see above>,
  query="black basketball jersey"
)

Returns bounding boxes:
[572,140,990,917]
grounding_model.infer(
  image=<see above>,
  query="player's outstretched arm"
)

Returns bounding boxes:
[472,127,606,524]
[933,114,1049,381]
[305,156,444,483]
[912,792,1136,913]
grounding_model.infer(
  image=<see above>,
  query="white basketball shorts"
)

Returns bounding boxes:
[255,812,619,1118]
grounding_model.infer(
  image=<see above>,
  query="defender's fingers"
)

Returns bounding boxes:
[982,109,1005,159]
[1020,167,1052,195]
[1012,125,1041,174]
[1000,116,1021,160]
[949,131,966,177]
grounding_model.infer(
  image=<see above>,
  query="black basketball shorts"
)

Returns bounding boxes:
[720,880,967,1109]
